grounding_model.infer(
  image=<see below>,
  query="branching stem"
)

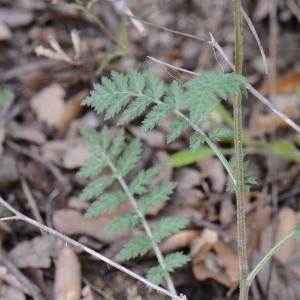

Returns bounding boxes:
[103,153,177,295]
[232,1,249,299]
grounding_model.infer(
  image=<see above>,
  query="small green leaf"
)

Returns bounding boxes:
[117,139,141,176]
[141,97,174,132]
[147,252,190,285]
[147,266,165,285]
[152,217,188,242]
[80,175,114,201]
[189,131,206,152]
[85,191,127,217]
[145,71,165,100]
[118,236,152,260]
[118,95,151,125]
[208,126,233,141]
[167,116,189,144]
[129,166,161,195]
[128,70,145,93]
[109,129,125,158]
[107,212,140,236]
[138,182,176,213]
[164,252,190,272]
[77,157,107,178]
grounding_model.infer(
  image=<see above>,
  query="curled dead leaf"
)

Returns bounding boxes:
[54,247,81,300]
[42,138,90,169]
[8,235,59,269]
[53,208,133,243]
[30,83,66,128]
[159,230,200,254]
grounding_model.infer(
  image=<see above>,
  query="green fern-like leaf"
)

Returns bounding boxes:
[152,217,188,242]
[183,72,247,124]
[82,71,247,155]
[147,252,190,285]
[85,191,127,217]
[80,175,114,202]
[227,160,258,192]
[109,128,125,158]
[140,97,174,132]
[208,126,233,141]
[116,139,141,176]
[77,157,107,178]
[190,131,206,152]
[118,236,152,260]
[138,182,176,213]
[164,252,190,271]
[167,116,189,144]
[147,265,165,285]
[129,166,161,195]
[107,212,141,236]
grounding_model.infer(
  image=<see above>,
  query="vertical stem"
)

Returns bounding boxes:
[232,1,249,300]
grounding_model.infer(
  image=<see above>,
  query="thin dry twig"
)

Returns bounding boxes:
[148,37,300,135]
[208,34,300,134]
[0,197,187,300]
[140,16,299,134]
[20,177,44,226]
[241,7,268,74]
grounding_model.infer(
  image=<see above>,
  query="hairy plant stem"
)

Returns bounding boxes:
[232,1,249,300]
[103,153,177,295]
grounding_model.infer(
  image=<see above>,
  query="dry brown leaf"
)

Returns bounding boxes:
[54,247,81,300]
[57,90,89,136]
[214,241,239,284]
[31,83,66,128]
[176,168,201,190]
[159,230,200,254]
[8,235,59,269]
[192,260,231,287]
[192,240,239,288]
[53,208,132,242]
[190,228,218,259]
[8,123,46,145]
[219,196,234,224]
[42,138,90,169]
[176,168,204,207]
[197,158,226,192]
[259,71,300,95]
[274,207,298,264]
